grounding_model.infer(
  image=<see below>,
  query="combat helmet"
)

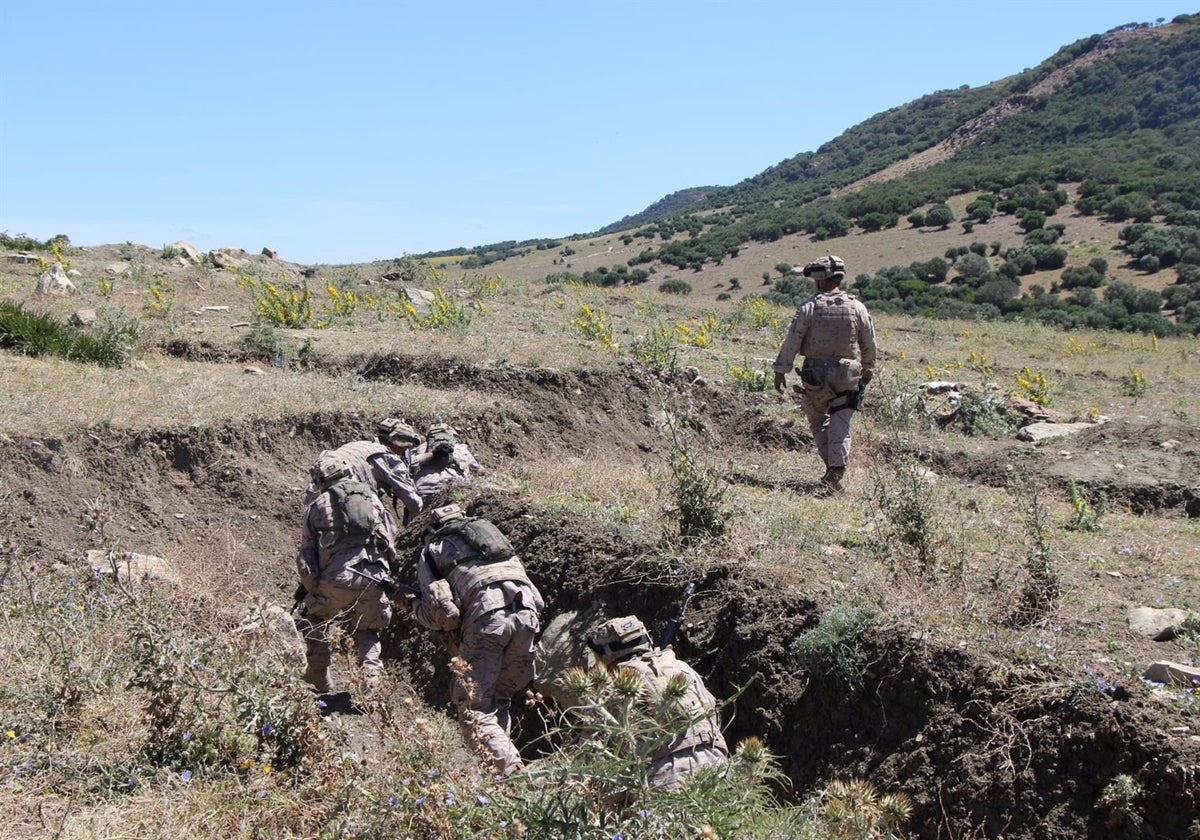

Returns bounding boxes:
[586,615,653,663]
[801,254,846,282]
[310,451,352,490]
[376,417,422,447]
[429,503,467,529]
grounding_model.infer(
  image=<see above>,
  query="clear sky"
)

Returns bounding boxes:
[1,1,1194,265]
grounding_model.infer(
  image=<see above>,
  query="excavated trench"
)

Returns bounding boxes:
[2,349,1197,839]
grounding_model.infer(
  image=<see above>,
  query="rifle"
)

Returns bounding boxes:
[346,566,420,598]
[659,582,697,649]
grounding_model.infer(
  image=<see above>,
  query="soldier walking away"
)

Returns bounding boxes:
[296,453,399,694]
[406,423,486,499]
[303,420,424,526]
[585,615,729,790]
[409,503,543,776]
[771,255,877,494]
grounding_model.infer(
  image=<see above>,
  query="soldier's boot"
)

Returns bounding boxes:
[301,664,331,694]
[361,666,383,695]
[821,466,846,495]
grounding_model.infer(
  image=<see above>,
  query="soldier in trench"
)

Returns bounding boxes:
[407,503,544,776]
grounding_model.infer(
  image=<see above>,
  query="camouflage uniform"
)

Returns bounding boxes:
[773,258,877,479]
[587,616,728,791]
[296,479,398,687]
[407,441,485,498]
[412,511,543,776]
[303,440,423,521]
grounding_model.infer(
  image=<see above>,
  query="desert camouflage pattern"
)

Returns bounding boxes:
[296,487,396,676]
[617,648,729,790]
[771,291,877,372]
[409,442,485,498]
[413,522,544,776]
[303,440,423,518]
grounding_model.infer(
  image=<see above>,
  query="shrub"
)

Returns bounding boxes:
[1065,478,1107,532]
[657,409,728,546]
[0,300,139,367]
[791,603,879,689]
[659,278,693,295]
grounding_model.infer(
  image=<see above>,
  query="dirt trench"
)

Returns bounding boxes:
[2,353,1198,839]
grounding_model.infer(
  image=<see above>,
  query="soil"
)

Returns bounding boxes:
[2,351,1199,839]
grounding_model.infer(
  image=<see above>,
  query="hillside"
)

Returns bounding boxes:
[425,13,1200,337]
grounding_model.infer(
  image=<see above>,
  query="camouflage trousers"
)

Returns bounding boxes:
[298,583,392,674]
[800,359,858,468]
[649,743,729,791]
[453,602,540,776]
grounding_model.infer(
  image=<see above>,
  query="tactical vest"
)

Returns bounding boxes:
[620,649,723,760]
[800,292,864,361]
[427,518,529,605]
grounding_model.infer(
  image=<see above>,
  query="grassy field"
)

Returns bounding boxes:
[1,205,1198,838]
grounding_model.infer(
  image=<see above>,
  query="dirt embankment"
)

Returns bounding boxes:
[2,353,1198,839]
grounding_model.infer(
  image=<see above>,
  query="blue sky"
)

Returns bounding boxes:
[1,1,1194,264]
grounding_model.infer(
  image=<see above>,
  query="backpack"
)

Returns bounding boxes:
[426,423,459,451]
[434,517,514,564]
[326,479,382,537]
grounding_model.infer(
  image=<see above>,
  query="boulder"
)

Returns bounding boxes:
[1016,421,1096,443]
[261,247,278,258]
[1143,660,1200,688]
[87,549,181,592]
[168,241,203,263]
[69,309,99,327]
[400,287,436,317]
[35,264,76,295]
[1128,606,1190,641]
[210,247,250,269]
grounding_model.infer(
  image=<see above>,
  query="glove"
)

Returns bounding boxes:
[860,369,874,385]
[432,441,455,458]
[773,371,787,394]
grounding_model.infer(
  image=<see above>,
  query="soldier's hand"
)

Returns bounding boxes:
[773,371,787,394]
[860,369,874,385]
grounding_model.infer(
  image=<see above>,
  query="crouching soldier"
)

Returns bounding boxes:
[410,503,543,776]
[407,423,486,498]
[586,615,729,790]
[302,420,424,526]
[296,453,398,694]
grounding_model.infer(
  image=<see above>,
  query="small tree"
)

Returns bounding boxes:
[925,204,955,229]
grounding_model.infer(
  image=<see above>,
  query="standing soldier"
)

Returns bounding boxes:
[585,615,729,790]
[303,419,424,526]
[772,255,877,494]
[296,453,398,694]
[410,503,543,776]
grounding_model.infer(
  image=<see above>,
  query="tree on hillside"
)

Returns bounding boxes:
[925,204,955,229]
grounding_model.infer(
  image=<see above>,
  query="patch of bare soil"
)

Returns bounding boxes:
[919,418,1200,515]
[2,354,1198,839]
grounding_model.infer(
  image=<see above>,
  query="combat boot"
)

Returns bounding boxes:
[821,466,846,495]
[301,664,331,693]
